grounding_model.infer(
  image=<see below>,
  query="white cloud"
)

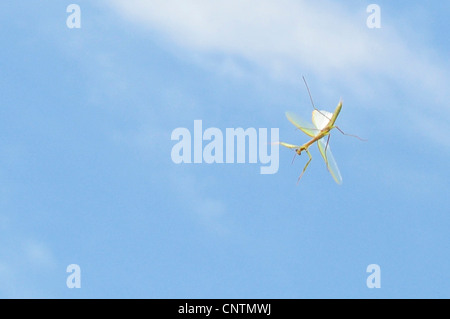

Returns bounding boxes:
[106,1,447,79]
[108,0,372,72]
[107,0,450,147]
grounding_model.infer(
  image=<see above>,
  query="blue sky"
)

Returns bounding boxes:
[0,1,449,298]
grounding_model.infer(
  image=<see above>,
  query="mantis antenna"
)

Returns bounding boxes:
[302,76,317,111]
[302,76,332,121]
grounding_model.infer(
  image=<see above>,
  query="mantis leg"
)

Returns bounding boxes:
[324,134,330,155]
[291,152,297,164]
[279,142,300,149]
[297,148,312,184]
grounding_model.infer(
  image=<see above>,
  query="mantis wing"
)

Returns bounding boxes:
[312,110,333,130]
[285,112,318,137]
[317,137,342,184]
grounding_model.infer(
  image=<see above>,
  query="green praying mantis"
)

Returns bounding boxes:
[279,78,364,184]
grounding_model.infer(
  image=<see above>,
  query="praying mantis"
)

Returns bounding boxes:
[279,78,364,184]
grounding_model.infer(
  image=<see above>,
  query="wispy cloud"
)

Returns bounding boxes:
[107,1,447,82]
[107,0,450,146]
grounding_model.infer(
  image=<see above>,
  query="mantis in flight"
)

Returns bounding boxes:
[279,78,363,184]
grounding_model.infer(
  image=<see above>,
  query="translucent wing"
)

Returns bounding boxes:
[317,137,342,184]
[285,112,318,137]
[312,110,333,130]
